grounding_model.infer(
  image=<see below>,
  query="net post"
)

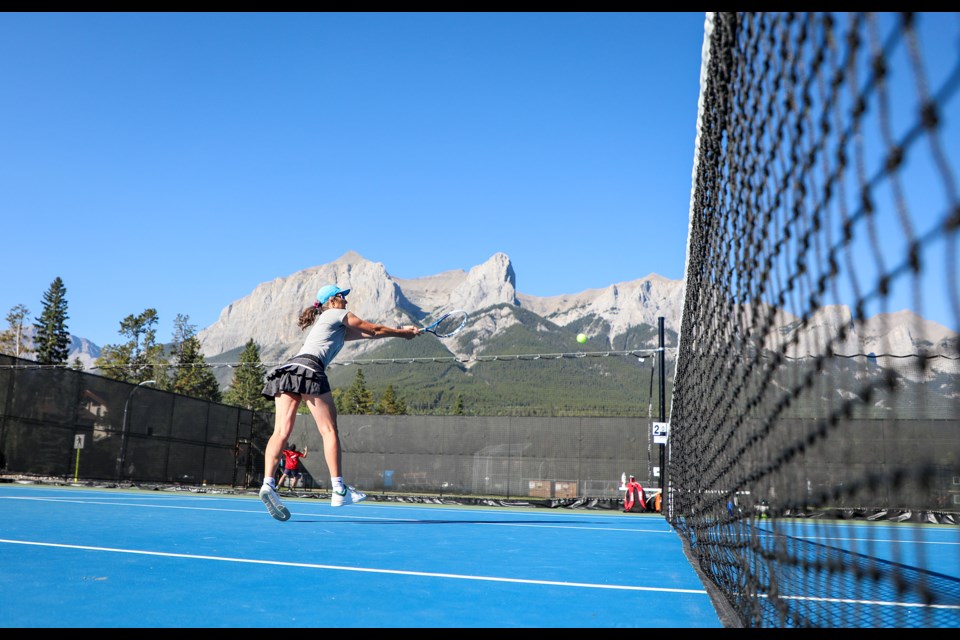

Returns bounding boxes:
[658,316,666,492]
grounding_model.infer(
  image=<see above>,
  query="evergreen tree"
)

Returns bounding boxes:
[71,357,84,371]
[94,309,165,383]
[170,313,194,355]
[33,278,71,365]
[171,335,221,402]
[223,338,271,411]
[342,368,374,414]
[332,388,346,414]
[94,342,134,382]
[453,393,464,415]
[0,304,33,358]
[162,313,193,392]
[375,384,407,415]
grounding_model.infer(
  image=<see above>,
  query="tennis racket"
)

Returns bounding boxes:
[422,310,469,338]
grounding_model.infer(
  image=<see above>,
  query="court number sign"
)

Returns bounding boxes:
[652,422,669,444]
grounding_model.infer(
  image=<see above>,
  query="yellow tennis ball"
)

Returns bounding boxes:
[576,333,587,344]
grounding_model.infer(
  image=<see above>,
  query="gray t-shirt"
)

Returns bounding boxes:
[296,308,349,368]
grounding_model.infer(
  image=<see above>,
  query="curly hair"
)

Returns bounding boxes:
[297,301,335,330]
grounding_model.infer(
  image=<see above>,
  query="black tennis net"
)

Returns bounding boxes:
[668,12,960,628]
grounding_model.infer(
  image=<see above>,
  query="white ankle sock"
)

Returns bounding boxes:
[331,477,344,492]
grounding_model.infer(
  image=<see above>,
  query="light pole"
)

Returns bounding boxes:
[116,380,156,483]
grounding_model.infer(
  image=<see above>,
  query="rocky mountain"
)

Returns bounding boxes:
[68,335,101,371]
[732,303,958,378]
[777,307,958,361]
[194,251,687,365]
[11,326,101,372]
[517,274,685,350]
[51,250,955,384]
[194,251,956,368]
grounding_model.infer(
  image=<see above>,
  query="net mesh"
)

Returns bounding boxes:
[669,12,960,628]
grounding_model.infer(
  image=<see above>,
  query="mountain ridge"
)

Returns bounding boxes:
[49,250,959,378]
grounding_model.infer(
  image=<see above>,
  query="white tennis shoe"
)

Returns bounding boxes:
[259,483,291,521]
[331,485,367,507]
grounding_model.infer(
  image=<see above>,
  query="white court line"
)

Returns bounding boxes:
[2,488,650,517]
[789,535,960,547]
[3,496,272,515]
[0,538,707,595]
[740,591,960,612]
[724,526,960,547]
[1,495,673,533]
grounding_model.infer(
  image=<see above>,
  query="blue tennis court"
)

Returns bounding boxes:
[683,517,960,627]
[0,484,723,628]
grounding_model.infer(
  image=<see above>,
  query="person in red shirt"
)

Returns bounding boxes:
[277,444,308,492]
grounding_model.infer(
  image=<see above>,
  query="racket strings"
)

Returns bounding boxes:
[434,312,467,337]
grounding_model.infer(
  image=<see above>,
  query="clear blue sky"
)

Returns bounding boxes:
[1,12,956,349]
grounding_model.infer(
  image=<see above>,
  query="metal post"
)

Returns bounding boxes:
[116,380,156,483]
[658,317,666,491]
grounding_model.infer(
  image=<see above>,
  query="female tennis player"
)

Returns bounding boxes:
[258,284,421,520]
